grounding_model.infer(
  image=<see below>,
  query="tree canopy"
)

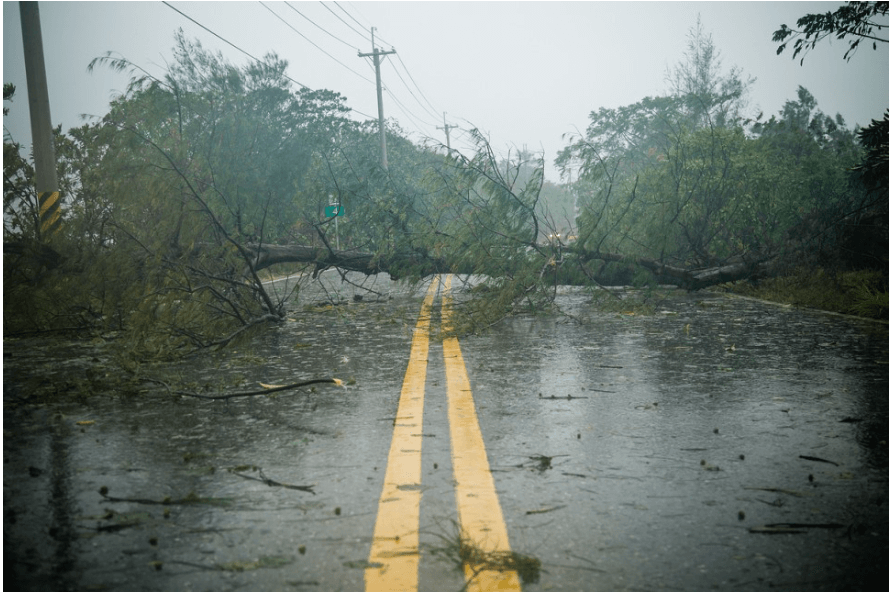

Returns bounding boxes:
[773,1,889,64]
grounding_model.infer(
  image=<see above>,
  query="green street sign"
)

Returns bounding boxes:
[325,204,345,217]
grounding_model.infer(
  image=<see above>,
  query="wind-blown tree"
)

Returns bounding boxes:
[558,18,752,249]
[748,87,865,262]
[854,110,889,201]
[5,31,490,351]
[774,2,888,272]
[82,36,350,355]
[4,32,372,355]
[415,130,560,328]
[666,15,755,129]
[554,20,872,289]
[4,83,129,333]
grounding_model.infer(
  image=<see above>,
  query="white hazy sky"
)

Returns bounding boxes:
[4,1,888,181]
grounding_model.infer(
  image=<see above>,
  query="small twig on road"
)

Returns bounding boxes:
[99,490,229,506]
[749,523,845,534]
[742,486,808,498]
[228,467,315,494]
[755,497,786,507]
[525,505,567,515]
[144,377,344,400]
[799,454,840,466]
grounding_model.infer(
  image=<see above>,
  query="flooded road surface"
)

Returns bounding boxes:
[4,274,889,591]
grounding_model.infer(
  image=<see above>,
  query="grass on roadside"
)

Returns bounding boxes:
[725,269,889,320]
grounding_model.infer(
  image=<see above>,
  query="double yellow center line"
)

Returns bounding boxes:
[365,275,520,592]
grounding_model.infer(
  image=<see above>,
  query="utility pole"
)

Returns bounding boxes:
[19,1,60,238]
[358,28,395,171]
[437,112,459,153]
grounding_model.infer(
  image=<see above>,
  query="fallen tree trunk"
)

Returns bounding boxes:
[563,246,776,290]
[246,243,472,279]
[248,242,777,290]
[5,239,776,291]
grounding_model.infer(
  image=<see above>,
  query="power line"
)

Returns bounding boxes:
[321,1,372,43]
[335,1,371,34]
[260,1,374,85]
[339,2,394,48]
[161,1,376,120]
[285,1,361,52]
[162,1,307,88]
[164,1,450,148]
[389,58,440,122]
[384,84,436,131]
[395,54,440,117]
[331,2,442,128]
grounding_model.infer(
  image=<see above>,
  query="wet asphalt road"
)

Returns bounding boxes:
[4,273,889,591]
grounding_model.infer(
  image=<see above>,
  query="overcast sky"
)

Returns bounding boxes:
[4,1,888,181]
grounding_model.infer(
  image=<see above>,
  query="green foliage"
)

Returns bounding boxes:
[414,132,563,330]
[853,109,889,199]
[3,82,15,115]
[5,32,359,354]
[557,18,868,289]
[666,15,754,129]
[773,1,889,64]
[5,31,479,351]
[730,269,889,319]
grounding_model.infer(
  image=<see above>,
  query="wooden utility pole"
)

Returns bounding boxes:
[358,28,395,171]
[19,1,60,238]
[437,112,459,153]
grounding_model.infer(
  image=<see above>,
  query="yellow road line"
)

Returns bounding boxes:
[365,276,440,592]
[442,275,521,592]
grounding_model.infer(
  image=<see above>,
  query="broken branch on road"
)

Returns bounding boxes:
[749,523,845,534]
[799,455,840,466]
[227,466,315,494]
[99,488,230,506]
[145,377,344,400]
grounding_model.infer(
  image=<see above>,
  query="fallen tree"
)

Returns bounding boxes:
[247,243,456,279]
[6,30,884,358]
[562,246,777,290]
[248,241,777,291]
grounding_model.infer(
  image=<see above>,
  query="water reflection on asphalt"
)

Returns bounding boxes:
[464,288,889,591]
[4,278,889,591]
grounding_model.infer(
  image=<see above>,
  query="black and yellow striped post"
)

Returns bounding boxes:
[38,190,61,236]
[20,2,61,239]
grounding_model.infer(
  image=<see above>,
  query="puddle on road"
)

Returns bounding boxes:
[4,274,428,591]
[4,282,889,590]
[461,288,889,591]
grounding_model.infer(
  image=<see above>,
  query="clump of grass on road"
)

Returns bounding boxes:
[427,521,542,585]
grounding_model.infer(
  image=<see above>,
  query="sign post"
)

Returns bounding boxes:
[325,201,345,250]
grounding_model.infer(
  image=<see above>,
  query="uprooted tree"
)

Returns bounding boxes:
[4,24,886,360]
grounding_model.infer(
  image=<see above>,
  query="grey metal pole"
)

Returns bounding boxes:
[19,1,60,237]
